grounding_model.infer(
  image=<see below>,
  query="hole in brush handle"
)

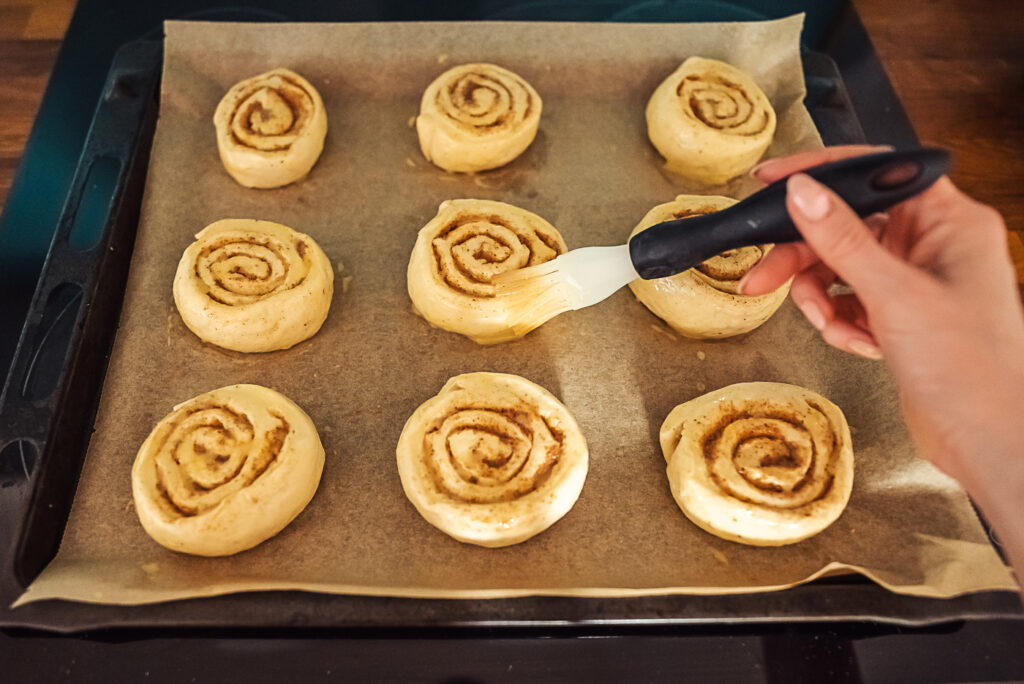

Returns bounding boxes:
[871,160,922,190]
[806,147,951,218]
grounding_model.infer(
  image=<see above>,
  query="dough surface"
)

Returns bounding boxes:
[660,382,854,546]
[132,384,325,556]
[173,218,334,353]
[628,194,790,338]
[416,63,542,172]
[396,372,588,548]
[407,199,566,344]
[214,68,327,188]
[646,57,776,184]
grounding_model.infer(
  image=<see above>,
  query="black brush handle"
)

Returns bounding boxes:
[629,147,952,280]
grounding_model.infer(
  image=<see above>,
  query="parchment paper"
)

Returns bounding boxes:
[14,15,1017,608]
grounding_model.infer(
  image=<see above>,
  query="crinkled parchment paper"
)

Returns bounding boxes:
[14,15,1016,607]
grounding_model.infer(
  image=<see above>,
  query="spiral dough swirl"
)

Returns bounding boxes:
[695,245,766,294]
[677,74,770,135]
[214,68,327,188]
[153,402,285,517]
[173,219,334,353]
[416,63,542,172]
[407,199,566,344]
[646,57,776,184]
[628,195,790,338]
[396,373,588,548]
[427,406,560,504]
[660,382,854,546]
[132,384,325,556]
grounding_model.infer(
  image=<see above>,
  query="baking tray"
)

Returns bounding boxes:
[0,35,1020,634]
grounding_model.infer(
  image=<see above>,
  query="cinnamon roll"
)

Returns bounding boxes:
[628,195,790,338]
[173,219,334,353]
[646,57,776,184]
[396,372,588,547]
[214,68,327,188]
[407,199,566,344]
[660,382,854,546]
[416,63,542,172]
[131,384,325,556]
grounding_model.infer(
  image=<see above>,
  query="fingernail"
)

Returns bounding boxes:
[788,174,831,220]
[737,272,753,295]
[849,339,883,360]
[864,212,889,231]
[797,300,826,330]
[749,158,778,181]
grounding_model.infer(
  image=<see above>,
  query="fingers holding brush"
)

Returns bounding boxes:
[742,244,882,359]
[740,145,914,359]
[740,145,895,297]
[738,242,818,295]
[739,211,888,298]
[750,144,893,184]
[791,269,881,360]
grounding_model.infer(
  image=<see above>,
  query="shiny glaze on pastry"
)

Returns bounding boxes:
[407,199,566,344]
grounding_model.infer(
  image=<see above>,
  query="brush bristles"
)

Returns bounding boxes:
[492,261,559,288]
[508,289,572,336]
[493,264,574,336]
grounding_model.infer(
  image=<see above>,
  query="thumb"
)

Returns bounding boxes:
[786,173,913,297]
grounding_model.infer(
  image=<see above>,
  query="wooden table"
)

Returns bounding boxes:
[854,0,1024,282]
[1,0,1023,283]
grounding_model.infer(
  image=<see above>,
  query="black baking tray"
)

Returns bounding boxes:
[0,34,1020,634]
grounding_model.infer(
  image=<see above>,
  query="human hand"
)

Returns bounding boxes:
[739,145,1024,483]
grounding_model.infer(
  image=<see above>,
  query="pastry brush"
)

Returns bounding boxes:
[493,147,951,336]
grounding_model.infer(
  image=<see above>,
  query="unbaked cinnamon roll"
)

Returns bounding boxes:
[407,199,566,344]
[131,384,325,556]
[646,57,776,184]
[214,68,327,188]
[660,382,854,546]
[173,218,334,353]
[396,372,588,547]
[416,63,542,172]
[628,194,790,338]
